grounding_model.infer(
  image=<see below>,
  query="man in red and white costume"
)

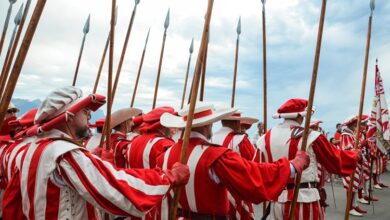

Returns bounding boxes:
[107,108,142,168]
[257,98,360,220]
[125,107,175,169]
[212,113,259,219]
[158,102,310,219]
[340,115,367,216]
[0,103,20,218]
[2,86,190,220]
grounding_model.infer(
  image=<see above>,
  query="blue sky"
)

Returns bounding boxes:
[1,0,390,137]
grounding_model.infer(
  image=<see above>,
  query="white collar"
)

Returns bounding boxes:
[280,119,301,127]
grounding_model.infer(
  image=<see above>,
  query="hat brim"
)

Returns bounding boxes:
[240,117,259,125]
[161,108,236,128]
[110,108,142,129]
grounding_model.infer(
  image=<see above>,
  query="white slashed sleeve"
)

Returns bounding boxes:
[57,150,171,217]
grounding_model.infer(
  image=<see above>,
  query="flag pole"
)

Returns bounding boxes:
[0,3,23,98]
[111,0,140,102]
[344,1,375,219]
[289,0,327,219]
[92,6,117,94]
[231,16,241,108]
[130,28,150,107]
[170,1,214,219]
[152,9,170,109]
[0,0,17,55]
[0,0,48,129]
[72,14,91,86]
[180,38,194,109]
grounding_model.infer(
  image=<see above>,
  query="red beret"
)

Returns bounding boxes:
[143,106,175,123]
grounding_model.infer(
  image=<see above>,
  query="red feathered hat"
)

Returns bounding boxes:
[273,98,315,119]
[89,118,105,128]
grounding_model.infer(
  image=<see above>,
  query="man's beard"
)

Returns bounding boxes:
[75,125,91,140]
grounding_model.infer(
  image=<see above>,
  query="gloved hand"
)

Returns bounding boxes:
[100,148,114,164]
[165,162,190,187]
[353,148,362,162]
[290,151,310,175]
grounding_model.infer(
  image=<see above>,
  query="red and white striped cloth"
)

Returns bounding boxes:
[2,129,172,220]
[270,201,324,220]
[340,129,361,191]
[125,132,174,169]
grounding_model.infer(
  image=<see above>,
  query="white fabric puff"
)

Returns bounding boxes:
[35,86,83,124]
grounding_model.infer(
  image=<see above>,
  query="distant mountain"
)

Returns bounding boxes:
[11,98,105,123]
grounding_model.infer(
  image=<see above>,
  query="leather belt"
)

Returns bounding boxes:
[286,182,317,190]
[177,209,229,220]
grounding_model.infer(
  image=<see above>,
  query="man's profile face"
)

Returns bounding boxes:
[72,108,91,139]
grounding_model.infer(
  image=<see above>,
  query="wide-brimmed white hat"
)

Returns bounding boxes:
[222,112,259,125]
[161,102,236,128]
[110,108,142,129]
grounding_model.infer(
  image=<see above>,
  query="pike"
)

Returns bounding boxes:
[0,0,17,55]
[152,9,170,109]
[199,31,209,101]
[170,0,214,219]
[330,174,337,209]
[288,0,327,219]
[261,0,268,213]
[344,1,375,219]
[0,0,32,99]
[130,28,150,107]
[102,0,116,151]
[112,0,141,102]
[0,0,48,129]
[0,3,23,98]
[92,6,118,94]
[231,16,241,107]
[180,38,194,109]
[72,14,90,86]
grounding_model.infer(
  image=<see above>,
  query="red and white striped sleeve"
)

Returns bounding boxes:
[57,149,171,217]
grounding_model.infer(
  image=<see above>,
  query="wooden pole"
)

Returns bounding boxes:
[0,3,23,98]
[152,9,170,109]
[169,1,214,219]
[111,1,140,102]
[288,1,327,219]
[344,3,374,219]
[180,38,194,109]
[104,0,116,150]
[231,17,241,108]
[261,0,268,213]
[199,33,208,101]
[0,0,47,130]
[130,28,150,107]
[0,0,31,99]
[92,34,109,93]
[0,0,16,55]
[262,0,268,134]
[72,14,90,86]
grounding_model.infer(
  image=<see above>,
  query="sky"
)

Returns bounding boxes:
[1,0,390,137]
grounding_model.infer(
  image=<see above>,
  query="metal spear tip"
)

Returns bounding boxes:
[9,0,17,4]
[164,8,170,29]
[236,16,241,35]
[135,0,140,5]
[261,0,266,5]
[14,3,24,25]
[189,38,194,54]
[370,0,375,11]
[83,14,91,34]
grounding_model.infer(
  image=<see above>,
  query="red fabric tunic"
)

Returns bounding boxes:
[125,132,174,169]
[110,132,131,168]
[157,131,291,216]
[2,129,172,220]
[340,129,362,191]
